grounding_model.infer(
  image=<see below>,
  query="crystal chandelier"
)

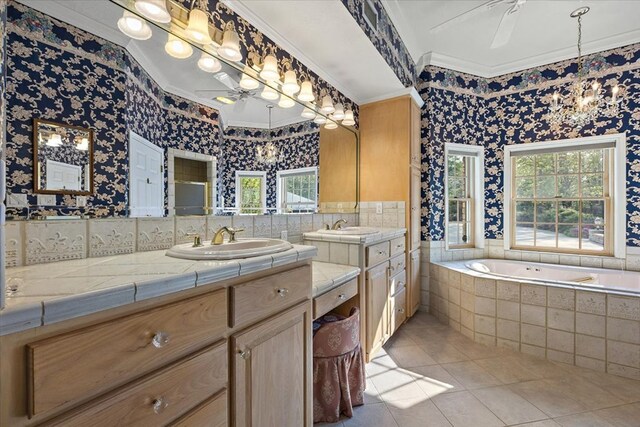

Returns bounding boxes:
[548,7,623,129]
[256,105,279,165]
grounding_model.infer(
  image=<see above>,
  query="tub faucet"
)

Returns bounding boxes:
[332,219,348,230]
[212,226,244,245]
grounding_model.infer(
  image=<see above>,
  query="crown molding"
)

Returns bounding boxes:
[418,30,640,78]
[360,86,424,108]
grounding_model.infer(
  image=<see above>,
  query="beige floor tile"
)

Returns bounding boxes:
[432,391,505,427]
[474,356,543,384]
[369,368,428,402]
[384,330,418,348]
[364,377,383,405]
[440,361,502,389]
[543,375,624,410]
[553,412,616,427]
[420,343,470,364]
[408,364,466,397]
[386,397,453,427]
[511,421,561,427]
[471,385,548,425]
[576,370,640,404]
[386,345,438,368]
[508,380,587,417]
[316,420,345,427]
[592,402,640,427]
[367,353,399,377]
[342,403,398,427]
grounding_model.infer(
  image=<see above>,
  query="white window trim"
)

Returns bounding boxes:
[503,133,626,258]
[235,170,267,214]
[444,143,485,250]
[276,166,319,214]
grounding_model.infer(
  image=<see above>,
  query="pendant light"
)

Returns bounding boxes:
[282,70,300,95]
[313,114,327,125]
[261,84,279,100]
[301,107,316,119]
[165,34,192,59]
[332,103,345,121]
[259,54,279,82]
[217,23,242,62]
[325,119,338,130]
[320,95,335,114]
[185,6,213,45]
[342,110,355,126]
[197,52,221,73]
[239,65,260,90]
[134,0,171,24]
[298,81,314,102]
[117,10,152,40]
[278,94,295,109]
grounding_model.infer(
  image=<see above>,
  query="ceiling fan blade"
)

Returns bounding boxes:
[214,72,240,91]
[490,2,522,49]
[430,0,507,33]
[195,89,235,98]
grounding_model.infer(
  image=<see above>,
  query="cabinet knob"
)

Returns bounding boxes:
[378,250,385,256]
[152,397,168,414]
[338,293,346,300]
[398,308,405,314]
[151,331,170,348]
[276,288,289,297]
[397,244,404,248]
[238,349,251,360]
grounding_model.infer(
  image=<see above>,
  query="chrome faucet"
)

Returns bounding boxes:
[331,219,348,230]
[212,226,245,245]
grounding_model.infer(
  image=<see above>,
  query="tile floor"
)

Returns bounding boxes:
[318,313,640,427]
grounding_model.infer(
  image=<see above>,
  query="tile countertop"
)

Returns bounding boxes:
[312,261,360,298]
[303,227,406,244]
[0,245,317,336]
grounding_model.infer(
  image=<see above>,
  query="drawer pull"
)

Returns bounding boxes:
[151,331,170,349]
[338,293,346,300]
[396,244,404,248]
[398,308,405,314]
[377,251,385,256]
[276,288,289,297]
[152,397,168,414]
[238,349,251,360]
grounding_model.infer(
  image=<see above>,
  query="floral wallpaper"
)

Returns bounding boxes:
[339,0,416,87]
[221,121,319,209]
[420,43,640,247]
[4,2,222,218]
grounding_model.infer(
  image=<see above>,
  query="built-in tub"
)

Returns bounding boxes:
[465,259,640,295]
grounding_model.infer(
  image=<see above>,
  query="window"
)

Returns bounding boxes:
[276,167,318,213]
[235,171,266,214]
[504,134,626,257]
[445,143,484,249]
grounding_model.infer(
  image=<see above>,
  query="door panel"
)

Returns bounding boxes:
[129,133,164,217]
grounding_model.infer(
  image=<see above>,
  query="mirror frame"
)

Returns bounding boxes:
[32,118,94,196]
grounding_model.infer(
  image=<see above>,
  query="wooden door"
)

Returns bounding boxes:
[409,249,421,316]
[232,301,312,427]
[366,262,389,359]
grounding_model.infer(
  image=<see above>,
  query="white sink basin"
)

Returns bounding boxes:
[166,238,293,260]
[316,227,380,236]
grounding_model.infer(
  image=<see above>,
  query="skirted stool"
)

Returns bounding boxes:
[312,307,366,423]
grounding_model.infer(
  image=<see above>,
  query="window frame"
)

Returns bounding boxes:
[276,166,318,214]
[444,143,485,250]
[503,134,626,258]
[235,170,267,215]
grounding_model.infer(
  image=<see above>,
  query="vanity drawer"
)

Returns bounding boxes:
[366,241,390,267]
[171,389,227,427]
[28,290,227,417]
[389,253,406,276]
[48,342,228,427]
[390,236,406,257]
[390,287,407,334]
[390,270,406,296]
[313,278,358,319]
[230,265,311,327]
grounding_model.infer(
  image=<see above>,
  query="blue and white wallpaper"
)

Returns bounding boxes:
[419,43,640,246]
[221,121,319,209]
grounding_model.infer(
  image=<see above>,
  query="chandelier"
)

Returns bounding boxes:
[256,105,280,165]
[548,7,623,129]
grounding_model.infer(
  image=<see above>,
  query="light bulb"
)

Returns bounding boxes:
[320,95,335,114]
[185,8,213,45]
[134,0,171,24]
[342,110,355,126]
[117,11,152,40]
[298,80,314,102]
[612,85,619,95]
[261,85,279,101]
[278,94,295,109]
[197,52,221,73]
[282,70,300,95]
[239,66,260,90]
[313,114,326,125]
[217,26,242,62]
[332,103,345,121]
[165,34,192,59]
[325,120,338,130]
[301,107,316,119]
[260,54,279,82]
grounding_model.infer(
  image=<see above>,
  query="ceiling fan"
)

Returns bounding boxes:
[430,0,527,49]
[195,72,268,112]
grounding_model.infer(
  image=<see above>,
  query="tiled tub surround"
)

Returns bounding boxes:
[3,212,357,267]
[429,261,640,381]
[0,244,317,335]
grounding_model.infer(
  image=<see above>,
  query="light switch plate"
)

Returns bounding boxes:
[76,196,87,207]
[7,192,28,208]
[37,194,56,206]
[280,230,288,240]
[376,202,383,214]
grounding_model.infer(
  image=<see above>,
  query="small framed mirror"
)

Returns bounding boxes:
[33,118,93,195]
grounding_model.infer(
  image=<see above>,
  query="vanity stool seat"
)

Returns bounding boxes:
[312,307,365,423]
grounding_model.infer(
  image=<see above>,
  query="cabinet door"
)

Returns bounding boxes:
[410,101,421,168]
[409,249,421,316]
[410,167,422,251]
[390,287,407,334]
[232,301,312,427]
[366,263,389,358]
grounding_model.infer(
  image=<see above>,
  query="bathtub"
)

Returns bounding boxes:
[465,258,640,295]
